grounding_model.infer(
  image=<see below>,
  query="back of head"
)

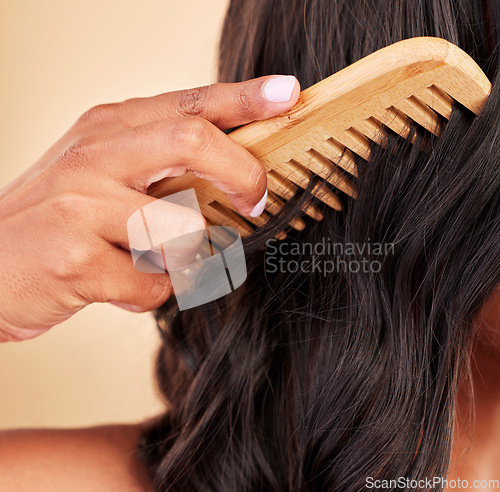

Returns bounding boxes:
[139,1,500,490]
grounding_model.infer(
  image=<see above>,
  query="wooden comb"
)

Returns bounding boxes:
[148,37,492,237]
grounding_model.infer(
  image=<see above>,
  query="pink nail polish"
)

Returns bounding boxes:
[250,189,268,217]
[110,301,144,312]
[263,76,296,102]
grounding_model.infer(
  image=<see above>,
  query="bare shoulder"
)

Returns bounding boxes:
[0,422,154,492]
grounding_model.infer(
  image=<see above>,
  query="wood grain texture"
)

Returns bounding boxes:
[148,37,492,237]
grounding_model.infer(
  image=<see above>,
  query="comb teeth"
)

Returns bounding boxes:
[148,37,492,238]
[340,127,372,160]
[394,95,441,134]
[353,117,387,147]
[381,107,413,139]
[415,84,454,119]
[303,149,357,197]
[267,171,324,221]
[308,137,359,177]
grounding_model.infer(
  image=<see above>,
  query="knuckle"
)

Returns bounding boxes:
[49,192,89,223]
[235,84,252,114]
[76,103,121,129]
[57,138,96,173]
[178,85,210,117]
[171,117,213,156]
[53,241,93,280]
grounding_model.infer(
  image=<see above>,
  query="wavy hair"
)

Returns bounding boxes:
[138,0,500,490]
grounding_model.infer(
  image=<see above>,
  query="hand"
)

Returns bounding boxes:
[0,75,300,342]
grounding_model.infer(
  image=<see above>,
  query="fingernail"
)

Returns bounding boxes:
[110,301,144,312]
[249,189,268,217]
[263,76,296,103]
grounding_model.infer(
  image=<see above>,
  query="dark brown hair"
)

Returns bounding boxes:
[138,1,500,490]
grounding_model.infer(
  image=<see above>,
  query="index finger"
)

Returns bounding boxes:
[120,75,300,130]
[91,116,269,217]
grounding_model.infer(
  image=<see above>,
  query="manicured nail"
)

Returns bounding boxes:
[110,301,144,312]
[250,189,268,217]
[263,76,296,103]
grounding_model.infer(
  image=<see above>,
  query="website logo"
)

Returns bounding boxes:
[127,189,247,310]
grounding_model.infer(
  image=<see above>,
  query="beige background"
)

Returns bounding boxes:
[0,0,229,429]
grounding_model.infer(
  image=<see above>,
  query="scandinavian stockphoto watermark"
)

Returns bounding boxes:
[265,237,394,276]
[127,189,247,310]
[366,477,500,489]
[126,190,394,309]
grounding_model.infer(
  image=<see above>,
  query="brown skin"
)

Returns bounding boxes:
[446,289,500,492]
[0,75,300,489]
[0,424,153,492]
[0,295,497,491]
[0,76,498,490]
[0,75,300,342]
